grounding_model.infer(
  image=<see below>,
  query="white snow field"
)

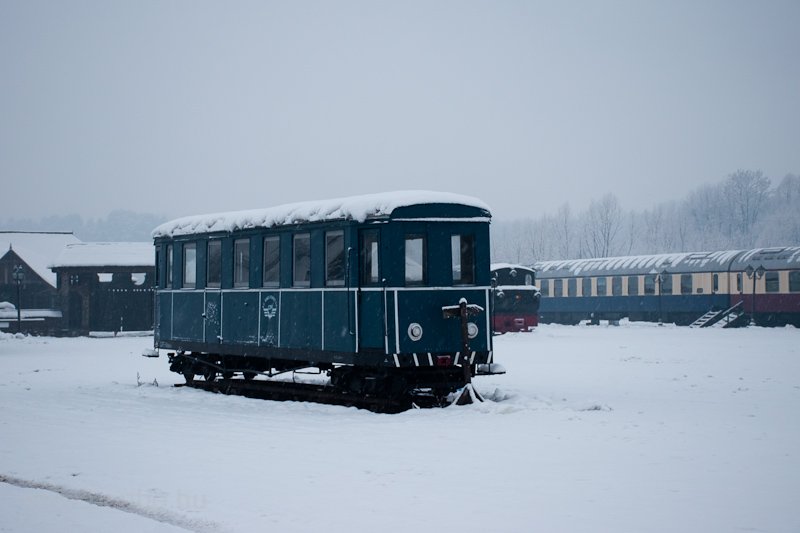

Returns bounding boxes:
[1,324,798,533]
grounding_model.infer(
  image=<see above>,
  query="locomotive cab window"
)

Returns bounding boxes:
[293,233,311,287]
[326,230,345,286]
[405,235,426,286]
[182,243,196,289]
[207,240,221,288]
[233,238,250,288]
[263,236,280,287]
[451,234,475,285]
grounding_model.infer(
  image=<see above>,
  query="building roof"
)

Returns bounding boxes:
[0,231,81,287]
[152,190,492,238]
[50,242,154,269]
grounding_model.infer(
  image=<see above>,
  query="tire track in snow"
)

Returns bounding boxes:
[0,474,229,533]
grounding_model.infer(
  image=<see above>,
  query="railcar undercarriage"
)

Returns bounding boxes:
[168,351,492,413]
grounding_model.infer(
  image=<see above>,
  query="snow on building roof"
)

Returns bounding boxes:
[50,242,155,269]
[152,190,492,238]
[0,231,81,287]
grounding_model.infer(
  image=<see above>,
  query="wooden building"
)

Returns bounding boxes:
[50,242,155,335]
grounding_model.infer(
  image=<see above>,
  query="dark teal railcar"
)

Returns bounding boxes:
[152,191,496,395]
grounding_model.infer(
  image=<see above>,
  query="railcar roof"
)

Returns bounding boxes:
[534,247,800,277]
[152,190,491,239]
[50,242,154,269]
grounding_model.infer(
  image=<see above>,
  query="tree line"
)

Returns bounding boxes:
[491,170,800,264]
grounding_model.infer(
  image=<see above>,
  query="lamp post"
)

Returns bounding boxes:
[12,265,25,333]
[745,264,765,326]
[654,269,668,326]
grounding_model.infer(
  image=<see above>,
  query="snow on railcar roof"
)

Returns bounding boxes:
[153,190,491,238]
[50,242,154,269]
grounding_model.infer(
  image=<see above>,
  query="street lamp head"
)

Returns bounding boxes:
[745,265,754,278]
[12,265,25,283]
[755,265,766,279]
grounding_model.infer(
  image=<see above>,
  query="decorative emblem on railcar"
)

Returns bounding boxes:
[262,296,278,319]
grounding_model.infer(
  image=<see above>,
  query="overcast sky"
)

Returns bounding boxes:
[1,0,798,222]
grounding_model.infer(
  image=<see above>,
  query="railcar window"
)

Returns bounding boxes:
[596,277,607,296]
[681,274,692,295]
[554,279,563,297]
[644,275,655,295]
[166,244,173,289]
[233,238,250,288]
[661,274,672,295]
[525,273,533,285]
[263,236,280,287]
[451,234,475,285]
[612,276,622,296]
[736,273,742,293]
[582,277,591,297]
[207,240,221,288]
[360,230,380,285]
[405,235,426,285]
[790,271,800,292]
[293,233,311,287]
[712,273,719,293]
[765,272,779,293]
[568,278,577,297]
[540,279,549,296]
[183,243,197,289]
[325,231,345,286]
[628,276,639,295]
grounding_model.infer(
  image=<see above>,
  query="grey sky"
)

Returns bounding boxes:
[2,0,798,221]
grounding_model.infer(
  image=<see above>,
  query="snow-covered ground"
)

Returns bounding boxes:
[1,323,798,533]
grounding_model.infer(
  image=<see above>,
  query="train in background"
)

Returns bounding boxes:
[152,191,500,403]
[490,264,541,332]
[534,247,800,327]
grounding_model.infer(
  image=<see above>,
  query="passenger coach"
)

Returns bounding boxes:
[152,191,495,395]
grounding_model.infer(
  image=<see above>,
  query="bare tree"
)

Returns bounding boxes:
[723,169,770,246]
[581,193,623,258]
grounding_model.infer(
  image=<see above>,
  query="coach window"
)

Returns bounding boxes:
[293,233,311,287]
[644,275,655,295]
[568,278,577,297]
[207,240,221,288]
[326,231,345,286]
[360,230,380,285]
[233,238,250,288]
[405,235,426,286]
[554,279,563,297]
[712,273,719,293]
[596,277,607,296]
[451,234,475,285]
[662,274,673,295]
[166,244,173,289]
[540,279,549,296]
[736,273,743,293]
[765,272,779,293]
[680,274,692,295]
[263,236,280,287]
[582,277,591,297]
[612,276,622,296]
[628,276,639,296]
[183,243,197,289]
[789,271,800,292]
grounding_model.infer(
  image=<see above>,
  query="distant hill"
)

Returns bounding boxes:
[0,210,168,243]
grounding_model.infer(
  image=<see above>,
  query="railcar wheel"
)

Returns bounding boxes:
[204,367,217,382]
[222,371,233,380]
[243,371,257,381]
[183,370,194,384]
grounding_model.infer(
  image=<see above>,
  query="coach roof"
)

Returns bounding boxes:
[152,190,491,239]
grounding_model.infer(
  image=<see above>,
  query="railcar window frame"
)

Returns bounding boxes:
[644,275,655,295]
[451,234,475,286]
[360,229,380,286]
[554,279,563,297]
[596,276,607,296]
[567,278,577,297]
[540,279,550,296]
[628,275,639,296]
[263,236,280,288]
[680,274,692,295]
[612,276,622,296]
[233,238,250,288]
[404,234,426,286]
[166,244,173,289]
[790,271,800,292]
[582,277,591,297]
[765,271,779,293]
[325,230,345,287]
[206,239,222,288]
[661,274,672,295]
[293,233,311,288]
[182,242,197,289]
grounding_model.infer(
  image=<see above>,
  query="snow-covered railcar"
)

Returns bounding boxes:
[490,264,540,332]
[534,247,800,327]
[152,191,496,397]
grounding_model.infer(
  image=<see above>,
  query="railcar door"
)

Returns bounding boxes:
[357,229,385,351]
